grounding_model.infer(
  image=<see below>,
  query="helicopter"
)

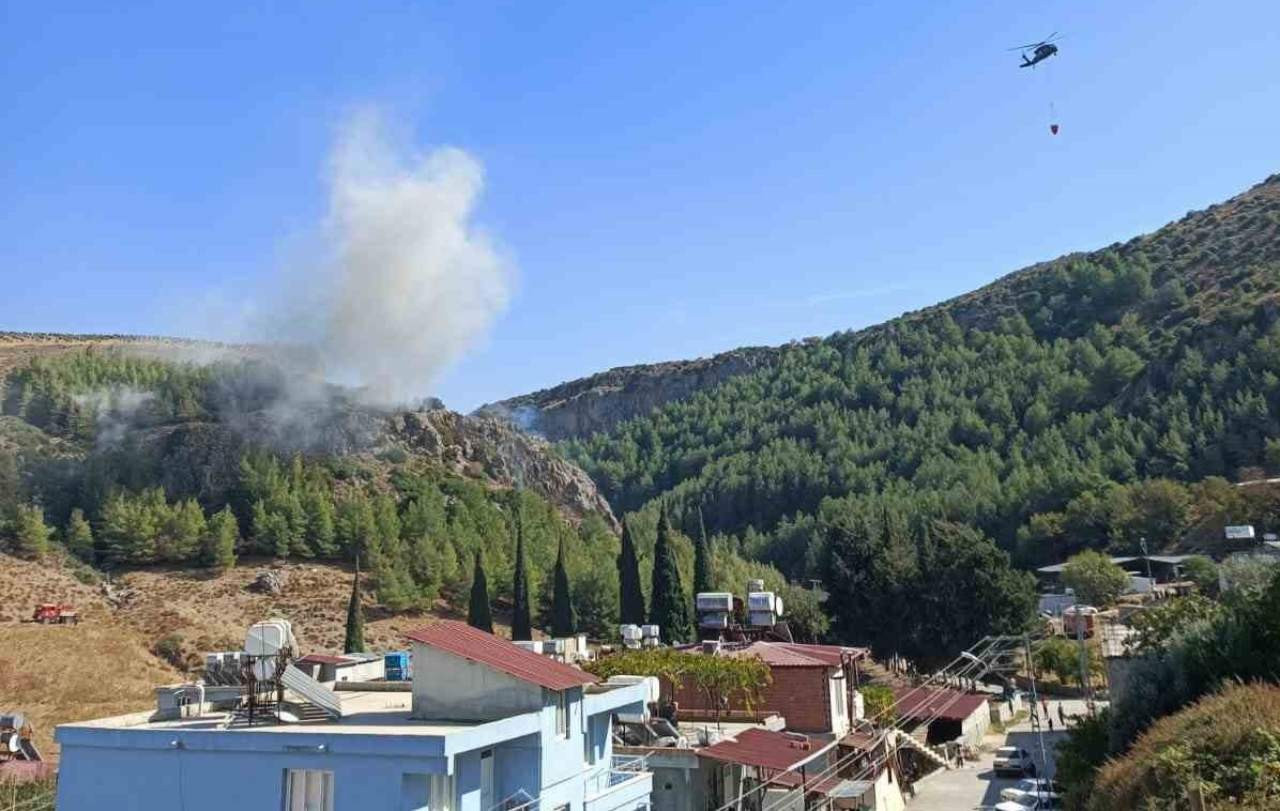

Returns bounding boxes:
[1010,33,1062,68]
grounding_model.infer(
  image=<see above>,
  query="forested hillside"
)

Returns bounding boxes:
[561,174,1280,587]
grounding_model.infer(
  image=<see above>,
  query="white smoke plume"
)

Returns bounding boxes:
[269,111,511,406]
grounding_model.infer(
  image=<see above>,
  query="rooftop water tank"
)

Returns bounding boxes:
[695,592,735,613]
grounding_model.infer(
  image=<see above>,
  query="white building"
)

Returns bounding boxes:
[56,620,654,811]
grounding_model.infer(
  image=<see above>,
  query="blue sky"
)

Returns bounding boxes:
[3,1,1279,410]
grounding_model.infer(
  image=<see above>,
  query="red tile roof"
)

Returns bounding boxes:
[892,686,990,723]
[404,620,597,691]
[698,728,823,771]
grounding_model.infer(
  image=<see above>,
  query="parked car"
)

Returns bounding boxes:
[1001,777,1061,806]
[993,746,1035,777]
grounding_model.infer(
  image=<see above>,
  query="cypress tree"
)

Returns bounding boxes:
[343,556,366,653]
[468,550,494,634]
[551,534,577,637]
[692,506,714,596]
[650,507,693,644]
[617,519,646,625]
[511,513,532,641]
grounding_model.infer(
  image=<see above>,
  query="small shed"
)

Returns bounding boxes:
[294,653,386,685]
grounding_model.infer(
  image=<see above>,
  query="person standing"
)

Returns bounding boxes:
[1058,703,1066,727]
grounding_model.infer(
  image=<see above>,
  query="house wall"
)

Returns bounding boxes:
[335,659,386,683]
[865,768,906,811]
[639,751,708,811]
[56,739,449,810]
[411,642,545,720]
[959,707,990,750]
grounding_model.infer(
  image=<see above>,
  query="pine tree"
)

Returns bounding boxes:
[343,557,366,653]
[551,534,577,636]
[468,551,494,634]
[511,512,533,641]
[65,507,94,562]
[12,504,51,559]
[204,507,239,571]
[167,499,206,562]
[617,519,646,625]
[650,507,693,643]
[693,506,714,596]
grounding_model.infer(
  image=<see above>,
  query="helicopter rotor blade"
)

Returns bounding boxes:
[1006,42,1044,51]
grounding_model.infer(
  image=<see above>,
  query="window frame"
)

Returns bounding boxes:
[283,768,335,811]
[555,690,570,739]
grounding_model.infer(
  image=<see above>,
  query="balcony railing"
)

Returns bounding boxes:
[587,755,651,798]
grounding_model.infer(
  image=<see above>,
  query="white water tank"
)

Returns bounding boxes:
[747,592,783,627]
[244,619,299,681]
[606,675,661,705]
[696,592,734,612]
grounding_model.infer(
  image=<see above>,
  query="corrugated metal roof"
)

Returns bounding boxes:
[403,620,597,691]
[1038,556,1138,573]
[297,653,353,666]
[839,731,879,752]
[698,728,819,771]
[892,687,990,723]
[689,642,868,668]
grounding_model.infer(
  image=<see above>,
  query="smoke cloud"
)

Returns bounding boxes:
[270,112,511,406]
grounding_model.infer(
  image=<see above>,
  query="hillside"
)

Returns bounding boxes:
[478,345,782,441]
[0,340,637,655]
[539,173,1280,578]
[0,548,507,761]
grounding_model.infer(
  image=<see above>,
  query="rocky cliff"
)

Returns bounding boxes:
[0,335,617,528]
[477,345,786,441]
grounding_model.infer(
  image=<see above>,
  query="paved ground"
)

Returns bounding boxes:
[906,698,1095,810]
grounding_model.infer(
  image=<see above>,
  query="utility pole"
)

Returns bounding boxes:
[1140,536,1154,585]
[1024,633,1052,803]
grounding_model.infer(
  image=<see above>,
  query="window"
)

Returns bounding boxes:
[555,691,569,738]
[284,769,334,811]
[400,773,454,811]
[583,716,597,765]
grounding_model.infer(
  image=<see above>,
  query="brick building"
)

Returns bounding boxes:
[665,642,869,738]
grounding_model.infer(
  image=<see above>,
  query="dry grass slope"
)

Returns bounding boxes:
[0,553,181,761]
[0,550,510,761]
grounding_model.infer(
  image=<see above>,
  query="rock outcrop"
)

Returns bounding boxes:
[385,410,618,529]
[477,345,783,441]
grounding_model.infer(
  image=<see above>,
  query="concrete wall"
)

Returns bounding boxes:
[865,768,907,811]
[412,642,545,720]
[56,740,450,810]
